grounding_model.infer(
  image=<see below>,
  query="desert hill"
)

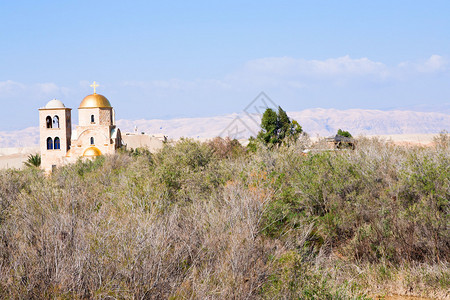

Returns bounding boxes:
[0,108,448,148]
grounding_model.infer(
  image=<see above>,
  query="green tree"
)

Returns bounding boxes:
[23,153,41,168]
[257,106,302,146]
[337,129,352,138]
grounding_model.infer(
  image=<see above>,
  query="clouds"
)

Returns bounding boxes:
[118,54,442,95]
[0,80,69,100]
[235,55,449,87]
[119,55,400,94]
[224,55,391,89]
[0,80,72,130]
[116,55,449,95]
[34,82,62,95]
[122,78,231,91]
[2,55,448,100]
[242,55,388,78]
[112,54,450,121]
[408,54,448,73]
[0,80,26,96]
[421,55,447,72]
[1,54,448,131]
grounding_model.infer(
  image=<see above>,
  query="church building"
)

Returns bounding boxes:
[39,82,122,172]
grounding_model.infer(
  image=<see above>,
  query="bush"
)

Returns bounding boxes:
[337,129,352,138]
[0,137,447,298]
[207,137,246,159]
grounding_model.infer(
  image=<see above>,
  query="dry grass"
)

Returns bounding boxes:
[0,136,448,299]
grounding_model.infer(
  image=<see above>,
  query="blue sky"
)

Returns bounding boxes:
[1,0,449,130]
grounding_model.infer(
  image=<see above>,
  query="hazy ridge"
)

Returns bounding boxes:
[1,108,448,147]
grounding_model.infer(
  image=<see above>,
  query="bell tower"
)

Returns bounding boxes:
[38,99,72,172]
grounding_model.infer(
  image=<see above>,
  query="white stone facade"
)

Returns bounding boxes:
[39,94,122,172]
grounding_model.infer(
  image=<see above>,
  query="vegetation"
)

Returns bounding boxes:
[337,128,352,138]
[23,153,41,168]
[256,106,303,146]
[0,135,448,299]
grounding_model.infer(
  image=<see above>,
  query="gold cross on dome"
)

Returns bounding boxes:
[90,81,99,94]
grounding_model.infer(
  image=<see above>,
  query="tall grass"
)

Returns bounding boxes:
[0,136,448,299]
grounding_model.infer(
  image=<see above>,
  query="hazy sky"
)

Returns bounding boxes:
[1,0,449,130]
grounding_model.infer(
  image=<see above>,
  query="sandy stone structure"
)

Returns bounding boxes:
[39,83,122,172]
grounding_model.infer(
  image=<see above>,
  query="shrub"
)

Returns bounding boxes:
[337,129,353,138]
[0,137,447,298]
[207,137,245,159]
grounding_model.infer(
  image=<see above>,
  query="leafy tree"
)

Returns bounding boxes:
[23,153,41,168]
[256,106,302,146]
[337,129,352,138]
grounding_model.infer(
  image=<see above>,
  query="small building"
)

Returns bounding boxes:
[325,134,355,149]
[39,83,122,172]
[122,132,166,152]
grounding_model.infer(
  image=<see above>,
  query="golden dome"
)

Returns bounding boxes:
[79,93,111,109]
[83,146,102,157]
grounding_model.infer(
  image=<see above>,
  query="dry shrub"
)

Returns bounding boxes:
[0,137,448,299]
[0,154,274,298]
[208,137,246,159]
[433,130,449,151]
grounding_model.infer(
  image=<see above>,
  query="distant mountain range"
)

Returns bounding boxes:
[1,108,448,147]
[0,127,40,148]
[117,108,450,140]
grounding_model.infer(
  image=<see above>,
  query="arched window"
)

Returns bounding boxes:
[54,137,61,149]
[91,115,95,123]
[47,137,53,150]
[90,137,94,145]
[52,116,59,128]
[46,116,52,128]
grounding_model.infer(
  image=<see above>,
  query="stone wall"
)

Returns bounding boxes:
[122,133,165,152]
[79,108,112,127]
